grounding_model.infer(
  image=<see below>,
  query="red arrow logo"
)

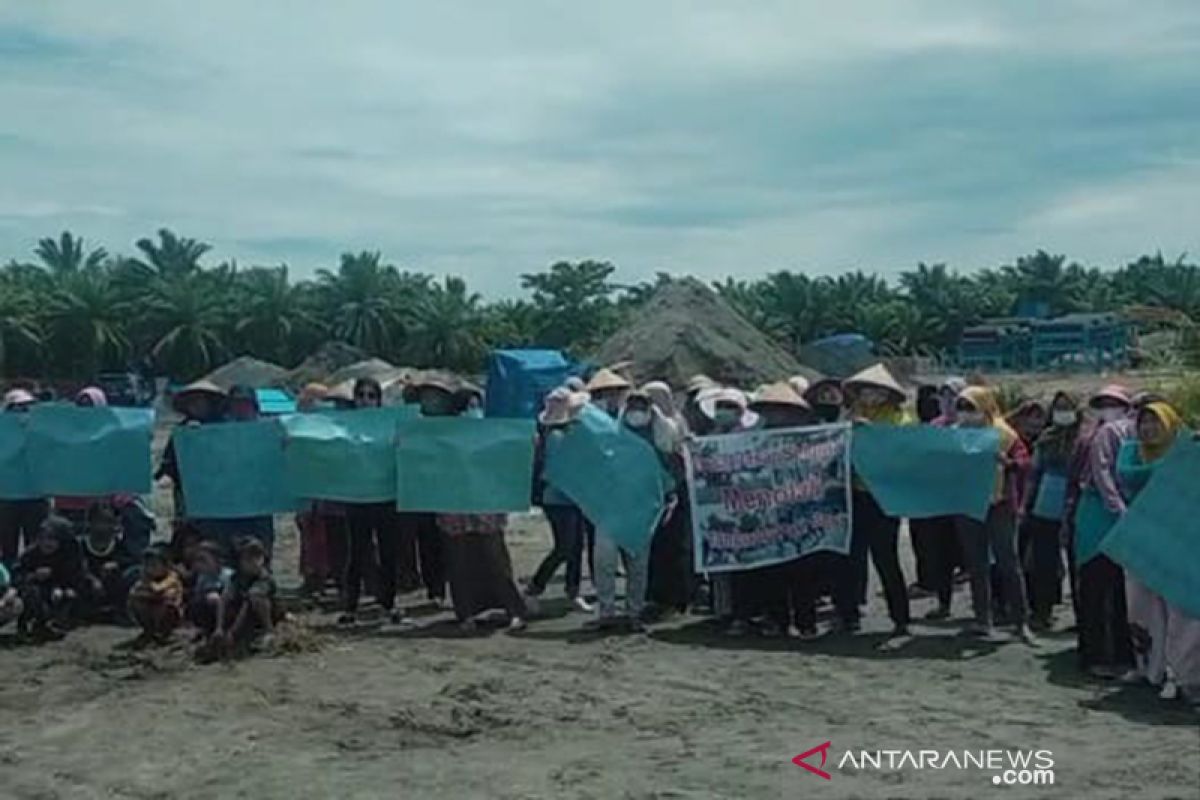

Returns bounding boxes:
[792,741,833,780]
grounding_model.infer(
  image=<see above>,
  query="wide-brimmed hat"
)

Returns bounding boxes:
[843,364,905,401]
[803,376,843,406]
[1090,384,1132,407]
[698,387,760,428]
[172,380,226,413]
[3,388,35,409]
[411,375,457,395]
[787,375,811,397]
[586,368,632,393]
[685,374,717,395]
[750,381,810,411]
[539,387,590,426]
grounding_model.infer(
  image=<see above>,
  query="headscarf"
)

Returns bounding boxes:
[1036,391,1082,465]
[641,381,686,451]
[1138,402,1183,463]
[957,386,1019,450]
[75,386,108,407]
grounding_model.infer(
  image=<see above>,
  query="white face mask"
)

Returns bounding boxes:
[1052,410,1076,427]
[1099,407,1126,424]
[958,410,987,427]
[624,410,651,429]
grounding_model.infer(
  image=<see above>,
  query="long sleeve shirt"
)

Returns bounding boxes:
[1078,419,1134,515]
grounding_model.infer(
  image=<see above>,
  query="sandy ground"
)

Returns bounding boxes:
[1,423,1197,800]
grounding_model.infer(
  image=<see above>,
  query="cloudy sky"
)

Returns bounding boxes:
[2,1,1198,295]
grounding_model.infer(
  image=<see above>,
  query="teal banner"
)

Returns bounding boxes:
[1101,440,1200,618]
[281,406,415,502]
[26,405,154,496]
[0,413,36,500]
[396,417,536,513]
[544,405,671,554]
[174,420,297,518]
[851,425,999,521]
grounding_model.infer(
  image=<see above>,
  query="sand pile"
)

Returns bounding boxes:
[285,342,368,388]
[594,277,814,388]
[327,358,406,387]
[203,356,289,390]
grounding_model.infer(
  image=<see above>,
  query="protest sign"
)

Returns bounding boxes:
[687,423,851,573]
[544,405,672,554]
[26,405,153,496]
[1101,439,1200,618]
[851,425,999,521]
[395,417,535,512]
[281,406,414,502]
[174,419,297,518]
[0,413,36,500]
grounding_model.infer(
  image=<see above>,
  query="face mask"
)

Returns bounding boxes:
[1099,408,1126,424]
[714,408,741,428]
[814,403,841,423]
[958,410,987,427]
[624,410,651,429]
[1052,411,1075,427]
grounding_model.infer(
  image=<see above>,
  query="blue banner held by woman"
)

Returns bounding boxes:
[26,405,154,496]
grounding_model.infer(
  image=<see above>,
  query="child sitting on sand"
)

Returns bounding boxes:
[0,562,22,630]
[78,503,138,622]
[127,545,184,644]
[188,541,231,641]
[218,537,279,652]
[14,515,82,641]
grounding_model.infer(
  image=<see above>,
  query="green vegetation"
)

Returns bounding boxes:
[2,230,1198,381]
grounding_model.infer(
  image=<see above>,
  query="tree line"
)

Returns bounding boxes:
[1,229,1197,381]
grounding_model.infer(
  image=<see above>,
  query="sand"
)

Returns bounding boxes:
[1,429,1197,800]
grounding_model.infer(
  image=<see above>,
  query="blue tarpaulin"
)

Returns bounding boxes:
[484,349,574,419]
[255,388,296,416]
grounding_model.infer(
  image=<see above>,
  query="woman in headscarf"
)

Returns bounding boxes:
[1118,401,1199,701]
[1022,392,1081,629]
[296,383,348,596]
[0,389,47,565]
[837,364,912,642]
[953,386,1035,644]
[803,378,845,425]
[640,381,692,618]
[1073,385,1136,677]
[46,387,110,529]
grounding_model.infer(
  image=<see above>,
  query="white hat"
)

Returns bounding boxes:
[539,387,590,426]
[698,387,759,429]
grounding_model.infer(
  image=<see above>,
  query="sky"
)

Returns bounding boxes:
[1,1,1199,295]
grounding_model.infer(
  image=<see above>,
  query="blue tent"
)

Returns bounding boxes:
[484,349,575,419]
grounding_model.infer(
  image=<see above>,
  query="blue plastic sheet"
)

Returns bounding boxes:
[174,419,297,518]
[0,413,36,500]
[484,349,574,419]
[1101,440,1200,617]
[851,425,1000,521]
[281,406,414,502]
[395,417,535,512]
[26,405,154,496]
[544,405,671,554]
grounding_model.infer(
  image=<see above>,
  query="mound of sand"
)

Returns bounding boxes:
[594,278,813,389]
[327,358,406,387]
[285,342,368,388]
[202,356,289,390]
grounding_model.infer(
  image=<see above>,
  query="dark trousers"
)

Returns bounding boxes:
[793,552,840,632]
[396,512,444,600]
[582,519,597,582]
[325,514,349,588]
[955,505,1028,628]
[0,499,49,566]
[839,492,910,628]
[1077,554,1133,670]
[19,582,73,628]
[530,504,585,599]
[344,502,399,614]
[648,499,692,612]
[1021,516,1064,622]
[910,516,959,607]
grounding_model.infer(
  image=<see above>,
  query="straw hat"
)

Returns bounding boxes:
[750,381,810,411]
[698,387,760,429]
[172,380,226,414]
[787,375,811,397]
[843,364,905,400]
[539,387,590,426]
[1090,384,1132,407]
[3,388,35,409]
[586,368,632,393]
[685,374,717,395]
[412,374,457,395]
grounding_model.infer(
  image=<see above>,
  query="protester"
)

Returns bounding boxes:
[1008,400,1049,450]
[209,385,277,561]
[14,515,82,640]
[803,377,845,425]
[53,387,111,528]
[1073,385,1136,677]
[838,364,912,643]
[127,545,185,645]
[1118,401,1200,702]
[0,388,48,566]
[526,387,593,614]
[952,386,1036,644]
[585,368,632,418]
[1022,392,1081,629]
[77,502,137,622]
[218,537,280,652]
[156,380,227,525]
[681,374,718,434]
[295,383,347,595]
[340,376,407,627]
[0,560,22,629]
[642,381,692,617]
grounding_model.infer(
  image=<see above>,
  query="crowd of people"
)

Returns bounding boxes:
[0,365,1196,707]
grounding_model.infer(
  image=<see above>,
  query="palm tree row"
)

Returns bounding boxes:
[2,230,1198,381]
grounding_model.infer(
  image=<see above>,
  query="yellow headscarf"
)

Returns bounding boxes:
[1138,402,1183,463]
[958,386,1019,450]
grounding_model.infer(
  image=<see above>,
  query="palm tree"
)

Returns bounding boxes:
[316,251,410,356]
[234,266,322,363]
[34,231,108,274]
[43,267,131,377]
[145,272,229,379]
[483,299,540,348]
[1002,251,1084,316]
[404,276,488,371]
[0,282,43,376]
[134,228,211,280]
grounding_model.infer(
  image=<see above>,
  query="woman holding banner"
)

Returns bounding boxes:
[1,389,46,565]
[952,387,1036,645]
[1118,401,1199,702]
